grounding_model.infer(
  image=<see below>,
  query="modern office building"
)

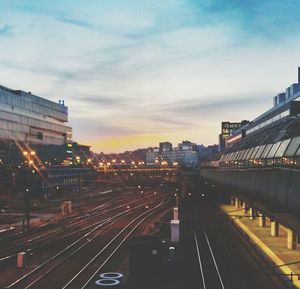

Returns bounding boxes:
[0,84,72,166]
[219,120,249,151]
[219,67,300,169]
[225,68,300,150]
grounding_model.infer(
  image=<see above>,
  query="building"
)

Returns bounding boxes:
[225,68,300,149]
[219,67,300,169]
[178,140,196,150]
[0,85,72,166]
[161,147,198,167]
[72,142,92,165]
[146,141,200,167]
[146,147,159,165]
[219,120,249,151]
[199,144,219,159]
[159,142,172,152]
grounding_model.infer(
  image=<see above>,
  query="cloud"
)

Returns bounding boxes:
[76,94,135,107]
[1,0,300,152]
[55,15,94,30]
[170,94,270,115]
[70,119,143,140]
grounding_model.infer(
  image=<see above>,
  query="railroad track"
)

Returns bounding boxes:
[190,196,292,289]
[194,230,225,289]
[0,194,117,243]
[0,190,132,243]
[0,189,141,241]
[62,200,170,289]
[0,190,164,261]
[4,196,170,288]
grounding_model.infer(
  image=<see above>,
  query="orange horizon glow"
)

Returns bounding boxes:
[84,133,169,153]
[78,128,218,153]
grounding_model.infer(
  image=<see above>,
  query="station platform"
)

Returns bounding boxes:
[222,204,300,288]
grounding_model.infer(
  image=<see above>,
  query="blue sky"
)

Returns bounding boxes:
[1,0,300,152]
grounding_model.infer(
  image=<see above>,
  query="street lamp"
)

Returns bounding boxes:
[175,189,179,207]
[22,150,36,232]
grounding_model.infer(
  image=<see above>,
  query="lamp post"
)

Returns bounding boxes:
[22,188,31,233]
[175,188,179,207]
[22,150,35,233]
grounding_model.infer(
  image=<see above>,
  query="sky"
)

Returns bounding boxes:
[1,0,300,153]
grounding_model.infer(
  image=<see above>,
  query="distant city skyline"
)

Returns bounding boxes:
[1,1,300,152]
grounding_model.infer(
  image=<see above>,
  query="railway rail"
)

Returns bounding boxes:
[190,194,292,289]
[0,189,163,262]
[194,230,225,289]
[63,200,170,289]
[4,193,170,289]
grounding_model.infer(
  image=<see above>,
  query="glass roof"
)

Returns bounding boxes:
[260,143,273,159]
[254,144,267,159]
[249,146,260,159]
[266,141,281,158]
[274,139,291,158]
[239,149,248,160]
[284,136,300,157]
[245,147,255,160]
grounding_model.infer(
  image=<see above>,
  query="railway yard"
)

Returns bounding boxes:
[0,185,296,289]
[0,187,172,289]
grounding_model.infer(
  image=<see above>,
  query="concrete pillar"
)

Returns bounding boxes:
[173,207,178,220]
[230,196,235,206]
[17,252,26,268]
[235,197,240,209]
[258,213,266,227]
[62,203,67,215]
[249,207,255,220]
[270,220,279,237]
[171,220,180,243]
[62,201,72,216]
[242,202,248,214]
[287,229,298,250]
[66,201,72,215]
